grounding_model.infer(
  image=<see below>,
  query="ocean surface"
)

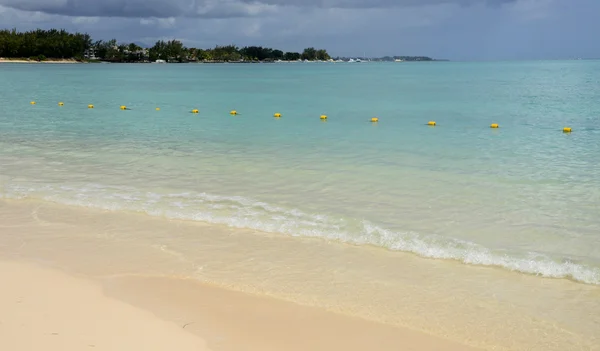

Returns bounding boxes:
[2,61,599,284]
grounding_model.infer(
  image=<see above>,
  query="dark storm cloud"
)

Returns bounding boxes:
[0,0,516,18]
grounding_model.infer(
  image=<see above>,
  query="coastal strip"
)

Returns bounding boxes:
[1,199,598,351]
[0,58,81,64]
[0,28,434,63]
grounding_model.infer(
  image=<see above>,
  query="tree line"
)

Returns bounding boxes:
[0,29,91,61]
[99,40,330,63]
[0,28,331,63]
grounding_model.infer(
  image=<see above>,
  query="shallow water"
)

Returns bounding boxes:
[1,61,599,283]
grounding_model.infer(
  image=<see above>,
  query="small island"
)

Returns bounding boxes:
[0,28,437,63]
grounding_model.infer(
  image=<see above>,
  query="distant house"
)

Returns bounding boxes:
[84,48,97,60]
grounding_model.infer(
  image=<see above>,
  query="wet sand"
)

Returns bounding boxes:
[0,199,598,351]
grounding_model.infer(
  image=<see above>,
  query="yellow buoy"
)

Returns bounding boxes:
[58,102,64,106]
[191,109,199,114]
[371,117,379,122]
[120,105,127,110]
[230,110,238,115]
[427,121,436,126]
[320,115,328,120]
[30,101,36,105]
[155,107,160,111]
[88,104,94,109]
[274,113,282,118]
[490,123,499,128]
[563,127,572,133]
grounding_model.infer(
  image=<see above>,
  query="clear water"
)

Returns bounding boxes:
[1,61,600,285]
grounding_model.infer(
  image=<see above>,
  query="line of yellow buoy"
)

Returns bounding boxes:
[30,102,574,132]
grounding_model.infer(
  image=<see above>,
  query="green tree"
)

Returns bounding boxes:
[272,50,284,60]
[316,49,330,61]
[283,52,301,61]
[149,40,165,61]
[301,47,317,61]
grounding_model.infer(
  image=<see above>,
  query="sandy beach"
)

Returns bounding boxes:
[0,199,597,351]
[0,260,479,351]
[0,261,212,351]
[0,58,81,63]
[0,199,484,351]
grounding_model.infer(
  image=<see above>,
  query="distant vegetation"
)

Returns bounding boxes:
[374,56,435,62]
[144,41,331,63]
[0,29,91,61]
[0,28,437,63]
[0,28,331,63]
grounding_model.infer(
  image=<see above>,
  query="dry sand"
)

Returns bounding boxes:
[0,260,480,351]
[0,261,212,351]
[0,58,81,63]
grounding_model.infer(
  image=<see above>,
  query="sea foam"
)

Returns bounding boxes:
[2,182,599,285]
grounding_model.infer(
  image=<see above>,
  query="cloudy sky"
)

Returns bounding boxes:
[0,0,597,60]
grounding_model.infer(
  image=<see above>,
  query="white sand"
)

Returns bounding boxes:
[0,200,489,351]
[0,58,81,63]
[0,260,480,351]
[0,261,212,351]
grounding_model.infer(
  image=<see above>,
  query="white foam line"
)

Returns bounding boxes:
[2,182,599,285]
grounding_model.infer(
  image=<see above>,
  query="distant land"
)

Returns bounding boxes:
[340,56,442,62]
[0,28,439,64]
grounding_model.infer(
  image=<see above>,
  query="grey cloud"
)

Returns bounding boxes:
[0,0,188,18]
[253,0,515,9]
[0,0,516,18]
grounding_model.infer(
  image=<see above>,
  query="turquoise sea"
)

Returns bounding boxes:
[1,61,600,284]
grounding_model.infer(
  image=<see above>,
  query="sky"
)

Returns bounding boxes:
[0,0,598,60]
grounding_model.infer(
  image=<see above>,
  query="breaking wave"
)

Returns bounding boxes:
[2,182,599,285]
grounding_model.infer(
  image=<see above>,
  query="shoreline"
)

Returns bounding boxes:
[0,260,478,351]
[0,198,598,351]
[0,58,436,64]
[0,58,82,64]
